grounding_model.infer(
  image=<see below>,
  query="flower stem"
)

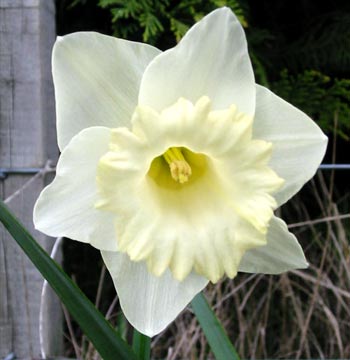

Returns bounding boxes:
[191,292,240,360]
[132,328,151,360]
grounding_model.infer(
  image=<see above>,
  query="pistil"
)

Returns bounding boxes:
[163,147,192,184]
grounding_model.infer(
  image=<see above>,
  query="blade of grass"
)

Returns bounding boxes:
[132,328,151,360]
[0,200,136,360]
[191,292,240,360]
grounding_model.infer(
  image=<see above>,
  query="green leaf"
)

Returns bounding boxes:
[116,312,129,340]
[0,200,137,360]
[191,292,240,360]
[132,328,151,360]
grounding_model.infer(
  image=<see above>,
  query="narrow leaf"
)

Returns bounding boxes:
[116,312,129,340]
[132,328,151,360]
[0,200,136,360]
[191,292,240,360]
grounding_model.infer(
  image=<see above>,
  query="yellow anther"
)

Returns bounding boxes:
[163,148,192,184]
[169,160,192,183]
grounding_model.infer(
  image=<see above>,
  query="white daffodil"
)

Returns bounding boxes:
[34,7,327,336]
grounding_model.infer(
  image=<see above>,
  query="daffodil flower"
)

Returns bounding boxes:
[34,8,327,336]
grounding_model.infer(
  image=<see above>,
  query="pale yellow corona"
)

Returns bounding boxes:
[95,96,285,283]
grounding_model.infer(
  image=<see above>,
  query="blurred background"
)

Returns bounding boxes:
[55,0,350,358]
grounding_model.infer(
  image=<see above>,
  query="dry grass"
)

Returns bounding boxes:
[61,169,350,359]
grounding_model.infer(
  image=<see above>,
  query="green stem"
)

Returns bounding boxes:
[132,328,151,360]
[191,292,240,360]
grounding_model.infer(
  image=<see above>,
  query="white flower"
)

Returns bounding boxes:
[34,8,327,336]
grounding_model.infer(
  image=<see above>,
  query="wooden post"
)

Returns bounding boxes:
[0,0,61,358]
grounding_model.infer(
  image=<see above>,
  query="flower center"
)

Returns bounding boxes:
[147,147,207,190]
[96,96,285,283]
[163,147,192,184]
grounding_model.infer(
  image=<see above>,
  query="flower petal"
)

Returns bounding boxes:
[253,85,328,206]
[238,216,308,274]
[53,32,161,150]
[34,127,118,251]
[138,7,255,114]
[101,251,208,336]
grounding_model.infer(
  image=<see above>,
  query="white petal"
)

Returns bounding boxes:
[53,32,161,150]
[34,127,118,251]
[238,216,308,274]
[139,8,255,114]
[101,251,208,336]
[253,85,328,205]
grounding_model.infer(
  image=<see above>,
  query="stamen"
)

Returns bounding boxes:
[163,148,192,183]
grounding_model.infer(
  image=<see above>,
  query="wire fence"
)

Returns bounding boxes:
[1,163,350,180]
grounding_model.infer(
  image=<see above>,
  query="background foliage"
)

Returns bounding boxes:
[56,0,350,358]
[59,0,350,140]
